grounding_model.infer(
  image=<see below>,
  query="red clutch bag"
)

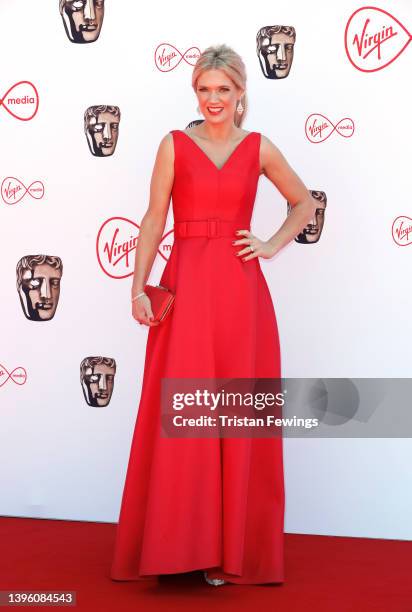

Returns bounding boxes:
[144,284,175,323]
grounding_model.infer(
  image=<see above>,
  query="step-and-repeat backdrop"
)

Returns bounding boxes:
[1,1,411,540]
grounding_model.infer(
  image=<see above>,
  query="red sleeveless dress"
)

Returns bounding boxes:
[110,129,285,585]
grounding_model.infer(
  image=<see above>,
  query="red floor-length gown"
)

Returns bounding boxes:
[110,129,285,585]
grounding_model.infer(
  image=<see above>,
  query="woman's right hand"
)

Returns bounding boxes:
[132,294,160,326]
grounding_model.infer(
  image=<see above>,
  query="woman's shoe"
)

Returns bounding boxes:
[203,571,227,586]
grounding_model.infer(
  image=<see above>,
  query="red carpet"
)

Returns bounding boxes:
[0,517,410,611]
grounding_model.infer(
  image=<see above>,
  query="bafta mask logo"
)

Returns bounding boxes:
[16,255,63,321]
[59,0,105,44]
[84,105,121,157]
[80,356,116,407]
[256,25,296,79]
[288,191,327,244]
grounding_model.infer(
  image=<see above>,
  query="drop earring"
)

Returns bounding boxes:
[236,99,244,114]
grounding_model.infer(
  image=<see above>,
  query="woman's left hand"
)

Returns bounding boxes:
[232,229,274,262]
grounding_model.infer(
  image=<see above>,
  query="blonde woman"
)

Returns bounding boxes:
[110,44,316,587]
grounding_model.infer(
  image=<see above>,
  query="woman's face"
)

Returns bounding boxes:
[195,69,243,124]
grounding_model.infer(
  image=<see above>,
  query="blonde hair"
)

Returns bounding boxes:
[192,44,247,127]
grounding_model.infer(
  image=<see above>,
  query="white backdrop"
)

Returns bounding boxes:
[0,0,411,540]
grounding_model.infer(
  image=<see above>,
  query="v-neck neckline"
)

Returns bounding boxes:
[177,129,255,172]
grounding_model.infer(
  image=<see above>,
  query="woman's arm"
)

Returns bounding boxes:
[131,133,174,299]
[260,134,318,257]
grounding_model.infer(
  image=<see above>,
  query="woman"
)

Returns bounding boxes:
[110,44,316,586]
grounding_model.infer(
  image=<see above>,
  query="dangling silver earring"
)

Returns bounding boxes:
[236,99,244,114]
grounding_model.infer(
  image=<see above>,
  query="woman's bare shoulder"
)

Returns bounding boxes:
[159,131,175,149]
[260,133,277,148]
[259,133,284,158]
[153,132,175,164]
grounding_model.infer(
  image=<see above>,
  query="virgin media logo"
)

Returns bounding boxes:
[392,216,412,246]
[305,114,355,143]
[0,363,27,388]
[96,217,174,279]
[0,81,39,121]
[154,43,201,72]
[345,6,411,72]
[1,177,45,205]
